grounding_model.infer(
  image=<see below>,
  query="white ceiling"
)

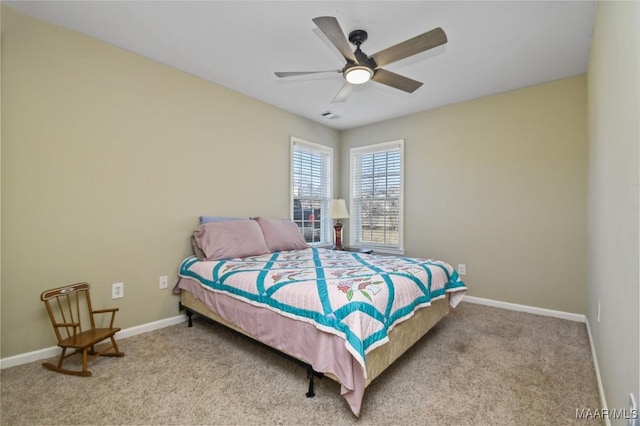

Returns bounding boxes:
[6,1,596,130]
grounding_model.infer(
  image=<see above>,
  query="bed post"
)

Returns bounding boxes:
[305,366,316,397]
[178,302,194,327]
[305,367,324,397]
[186,310,193,327]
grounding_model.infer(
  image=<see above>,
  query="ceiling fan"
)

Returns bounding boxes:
[274,16,447,103]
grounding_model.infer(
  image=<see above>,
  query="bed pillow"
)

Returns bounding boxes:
[193,219,270,260]
[191,236,206,261]
[199,216,244,224]
[194,217,243,258]
[254,216,310,252]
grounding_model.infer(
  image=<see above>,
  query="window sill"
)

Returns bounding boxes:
[350,246,405,256]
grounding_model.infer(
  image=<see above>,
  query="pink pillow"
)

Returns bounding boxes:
[193,219,270,260]
[255,217,310,252]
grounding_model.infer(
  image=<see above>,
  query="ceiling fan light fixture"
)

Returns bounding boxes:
[345,66,373,85]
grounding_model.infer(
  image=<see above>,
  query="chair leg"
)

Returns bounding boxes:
[99,336,125,357]
[56,347,67,368]
[81,349,89,375]
[111,336,124,357]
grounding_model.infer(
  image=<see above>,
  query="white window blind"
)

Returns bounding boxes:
[291,137,332,245]
[350,140,404,253]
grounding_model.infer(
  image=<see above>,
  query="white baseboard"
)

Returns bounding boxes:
[463,295,586,322]
[585,318,611,426]
[0,314,187,370]
[115,314,187,340]
[0,297,589,369]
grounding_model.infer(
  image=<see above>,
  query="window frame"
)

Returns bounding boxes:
[290,136,333,246]
[349,139,405,255]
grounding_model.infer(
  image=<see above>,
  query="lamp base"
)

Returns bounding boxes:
[333,221,343,250]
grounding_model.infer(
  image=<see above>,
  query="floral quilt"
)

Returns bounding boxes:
[178,247,467,367]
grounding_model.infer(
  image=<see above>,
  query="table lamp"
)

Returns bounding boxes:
[329,199,349,250]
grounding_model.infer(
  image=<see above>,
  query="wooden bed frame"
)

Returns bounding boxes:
[178,287,451,405]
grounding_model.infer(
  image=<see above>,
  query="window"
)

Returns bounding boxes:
[350,140,404,253]
[291,137,332,245]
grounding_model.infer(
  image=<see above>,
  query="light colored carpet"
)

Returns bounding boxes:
[1,302,602,425]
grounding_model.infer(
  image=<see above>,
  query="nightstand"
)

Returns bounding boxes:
[341,247,374,255]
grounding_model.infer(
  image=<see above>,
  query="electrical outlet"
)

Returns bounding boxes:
[112,282,124,299]
[457,264,466,275]
[159,275,168,290]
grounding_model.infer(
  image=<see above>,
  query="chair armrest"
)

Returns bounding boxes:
[92,308,119,314]
[92,307,119,328]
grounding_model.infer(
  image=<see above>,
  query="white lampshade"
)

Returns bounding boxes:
[329,199,350,219]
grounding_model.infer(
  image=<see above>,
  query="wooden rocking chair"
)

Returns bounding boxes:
[41,282,124,376]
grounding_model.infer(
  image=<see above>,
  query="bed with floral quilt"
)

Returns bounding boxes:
[174,217,467,416]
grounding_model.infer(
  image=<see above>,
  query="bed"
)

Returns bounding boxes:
[174,217,467,416]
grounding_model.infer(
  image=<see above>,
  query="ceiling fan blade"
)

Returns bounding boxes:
[372,68,423,93]
[275,70,341,78]
[371,27,447,68]
[312,16,357,63]
[331,83,353,103]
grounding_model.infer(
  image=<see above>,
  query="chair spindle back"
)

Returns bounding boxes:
[41,282,94,342]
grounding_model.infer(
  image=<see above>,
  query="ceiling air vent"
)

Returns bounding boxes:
[321,111,340,119]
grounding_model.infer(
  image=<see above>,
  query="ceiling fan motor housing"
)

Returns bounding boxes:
[348,29,368,46]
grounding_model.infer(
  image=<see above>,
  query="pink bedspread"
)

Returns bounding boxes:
[176,277,369,415]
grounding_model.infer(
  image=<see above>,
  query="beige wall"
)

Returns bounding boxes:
[1,5,593,361]
[0,7,338,358]
[587,0,640,420]
[341,75,588,314]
